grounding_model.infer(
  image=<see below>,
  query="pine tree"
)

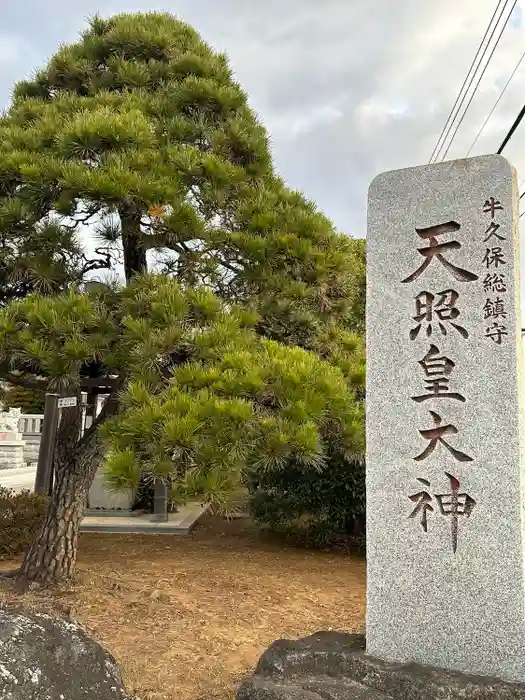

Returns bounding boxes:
[4,12,271,284]
[0,275,236,583]
[0,274,364,585]
[0,12,365,587]
[1,12,364,350]
[103,336,364,514]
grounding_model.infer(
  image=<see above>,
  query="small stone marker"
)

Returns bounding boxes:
[366,155,525,682]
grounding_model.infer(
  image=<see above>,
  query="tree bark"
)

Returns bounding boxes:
[16,389,120,589]
[120,208,147,283]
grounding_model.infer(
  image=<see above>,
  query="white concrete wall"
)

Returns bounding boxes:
[18,414,44,465]
[15,397,129,509]
[16,393,109,465]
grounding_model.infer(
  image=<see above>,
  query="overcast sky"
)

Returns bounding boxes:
[2,0,525,317]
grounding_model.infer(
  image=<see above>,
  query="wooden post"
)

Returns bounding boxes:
[34,393,60,496]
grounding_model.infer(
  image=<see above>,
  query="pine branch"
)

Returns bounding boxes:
[78,248,113,276]
[3,373,47,391]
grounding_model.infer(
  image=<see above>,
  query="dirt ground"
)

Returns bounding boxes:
[0,514,366,700]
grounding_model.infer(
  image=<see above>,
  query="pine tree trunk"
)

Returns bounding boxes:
[16,443,95,586]
[120,208,147,283]
[16,390,120,589]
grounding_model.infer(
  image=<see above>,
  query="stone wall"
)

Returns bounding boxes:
[18,414,43,465]
[16,406,133,510]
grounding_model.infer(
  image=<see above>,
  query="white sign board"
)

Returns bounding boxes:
[58,396,77,409]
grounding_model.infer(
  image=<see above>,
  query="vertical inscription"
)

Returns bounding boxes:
[482,198,508,344]
[402,221,478,553]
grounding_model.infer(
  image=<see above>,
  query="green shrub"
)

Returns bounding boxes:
[0,487,49,557]
[2,385,46,414]
[247,452,365,549]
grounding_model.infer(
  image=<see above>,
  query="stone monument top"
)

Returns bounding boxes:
[366,155,525,683]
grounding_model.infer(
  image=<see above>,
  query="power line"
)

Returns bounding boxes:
[439,0,518,161]
[429,0,508,163]
[466,48,525,156]
[497,103,525,153]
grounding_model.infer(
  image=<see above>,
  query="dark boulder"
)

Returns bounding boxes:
[237,631,525,699]
[0,606,137,700]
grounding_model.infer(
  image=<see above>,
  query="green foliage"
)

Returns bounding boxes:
[0,487,49,557]
[247,452,365,548]
[0,216,98,307]
[102,329,364,513]
[2,385,45,413]
[2,12,272,285]
[0,11,366,540]
[0,273,248,392]
[0,12,364,352]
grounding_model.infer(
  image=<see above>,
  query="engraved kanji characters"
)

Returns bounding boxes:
[402,218,480,554]
[483,221,505,242]
[401,222,479,284]
[412,344,465,403]
[482,247,506,269]
[409,290,468,340]
[483,197,503,217]
[483,297,507,320]
[485,321,509,345]
[483,273,507,293]
[482,197,508,344]
[413,410,473,463]
[409,473,476,553]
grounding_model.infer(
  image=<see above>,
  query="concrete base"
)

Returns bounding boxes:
[0,441,26,470]
[22,435,41,465]
[238,632,525,700]
[88,468,134,511]
[80,502,209,534]
[0,465,36,492]
[84,509,144,518]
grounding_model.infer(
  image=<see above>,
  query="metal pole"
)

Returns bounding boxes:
[497,104,525,154]
[34,393,60,496]
[152,478,168,522]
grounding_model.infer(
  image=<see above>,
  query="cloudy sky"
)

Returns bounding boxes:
[2,0,525,316]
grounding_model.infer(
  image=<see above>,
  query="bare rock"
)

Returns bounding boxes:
[0,606,137,700]
[237,631,525,699]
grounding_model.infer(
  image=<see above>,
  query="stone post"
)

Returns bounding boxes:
[366,155,525,682]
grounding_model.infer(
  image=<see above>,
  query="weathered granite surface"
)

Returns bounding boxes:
[237,632,525,700]
[366,155,525,681]
[0,441,26,470]
[0,606,137,699]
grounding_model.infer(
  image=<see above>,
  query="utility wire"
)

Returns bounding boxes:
[466,48,525,156]
[497,103,525,153]
[429,0,507,163]
[440,0,518,161]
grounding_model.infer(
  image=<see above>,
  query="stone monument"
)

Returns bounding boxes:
[0,407,26,469]
[237,155,525,699]
[366,154,525,681]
